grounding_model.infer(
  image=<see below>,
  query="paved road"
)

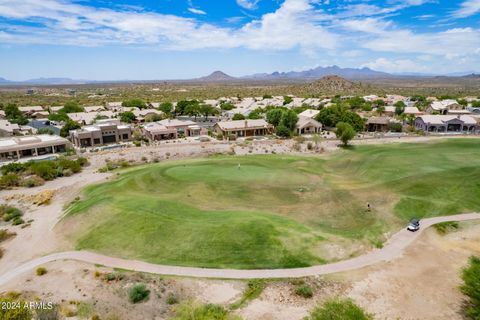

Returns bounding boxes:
[1,213,479,285]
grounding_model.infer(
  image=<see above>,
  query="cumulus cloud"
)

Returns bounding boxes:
[361,58,427,73]
[0,0,336,51]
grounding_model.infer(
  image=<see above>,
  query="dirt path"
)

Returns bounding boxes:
[0,213,478,284]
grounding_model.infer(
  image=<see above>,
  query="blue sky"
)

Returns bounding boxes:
[0,0,479,80]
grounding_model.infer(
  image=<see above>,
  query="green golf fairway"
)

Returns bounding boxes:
[63,139,480,269]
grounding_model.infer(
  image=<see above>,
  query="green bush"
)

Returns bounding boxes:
[306,299,372,320]
[20,176,45,188]
[167,293,178,305]
[128,284,150,303]
[0,174,20,188]
[174,301,242,320]
[12,217,24,226]
[0,206,23,222]
[461,256,480,319]
[295,285,313,298]
[231,280,265,309]
[36,267,47,276]
[433,221,460,235]
[0,298,33,320]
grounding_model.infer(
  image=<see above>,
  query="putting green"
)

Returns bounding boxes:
[64,139,480,269]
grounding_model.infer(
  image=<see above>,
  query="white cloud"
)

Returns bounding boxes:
[188,8,206,15]
[361,58,427,73]
[236,0,260,10]
[452,0,480,18]
[0,0,336,51]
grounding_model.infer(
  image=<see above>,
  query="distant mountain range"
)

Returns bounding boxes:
[0,77,89,85]
[1,66,479,85]
[245,65,392,80]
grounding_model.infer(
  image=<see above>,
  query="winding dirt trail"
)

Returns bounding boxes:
[0,213,478,285]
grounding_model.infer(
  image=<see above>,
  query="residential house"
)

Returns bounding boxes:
[19,106,44,117]
[0,120,20,137]
[157,119,207,137]
[142,122,178,141]
[414,115,477,133]
[84,106,105,113]
[425,100,463,115]
[133,109,163,122]
[214,119,273,138]
[69,120,132,147]
[0,135,71,161]
[298,109,320,119]
[367,117,398,132]
[68,112,98,125]
[296,116,322,135]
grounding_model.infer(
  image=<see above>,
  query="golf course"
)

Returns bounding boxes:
[63,139,480,269]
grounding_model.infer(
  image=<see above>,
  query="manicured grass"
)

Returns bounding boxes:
[64,139,480,269]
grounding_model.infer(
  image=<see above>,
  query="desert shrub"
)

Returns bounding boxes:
[0,162,27,175]
[0,206,23,222]
[174,301,242,320]
[433,221,460,235]
[461,256,480,319]
[104,272,124,282]
[20,176,45,188]
[307,142,313,150]
[0,298,33,320]
[295,285,313,298]
[76,302,94,319]
[128,284,150,303]
[306,298,372,320]
[12,217,24,226]
[133,141,141,147]
[231,279,265,309]
[166,293,178,305]
[28,162,57,180]
[36,267,47,276]
[0,230,16,242]
[35,305,60,320]
[0,173,20,188]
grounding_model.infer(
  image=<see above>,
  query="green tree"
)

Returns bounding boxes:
[4,104,28,125]
[220,102,235,111]
[48,112,69,122]
[120,111,136,123]
[315,104,364,132]
[122,99,146,109]
[280,109,299,132]
[176,100,198,115]
[266,108,284,127]
[159,102,173,115]
[336,122,356,146]
[185,103,201,120]
[373,99,385,107]
[306,299,372,320]
[394,101,406,115]
[232,113,245,120]
[275,124,291,137]
[60,119,81,137]
[248,112,262,119]
[461,256,480,319]
[61,101,84,113]
[347,96,366,110]
[199,104,218,121]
